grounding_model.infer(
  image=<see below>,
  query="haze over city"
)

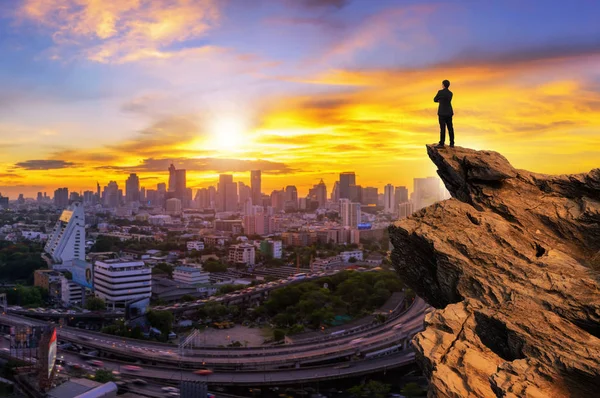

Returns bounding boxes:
[1,0,599,198]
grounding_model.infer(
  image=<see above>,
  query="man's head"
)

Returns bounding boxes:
[442,80,450,88]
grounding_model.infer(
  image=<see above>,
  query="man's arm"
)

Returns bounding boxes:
[434,90,441,102]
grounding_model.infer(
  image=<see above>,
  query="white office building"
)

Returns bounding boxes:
[44,202,86,271]
[173,266,210,285]
[340,250,363,262]
[228,243,256,266]
[94,259,151,309]
[383,184,395,213]
[340,199,361,227]
[186,241,205,251]
[60,277,83,306]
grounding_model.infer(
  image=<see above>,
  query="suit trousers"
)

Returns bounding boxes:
[439,116,454,145]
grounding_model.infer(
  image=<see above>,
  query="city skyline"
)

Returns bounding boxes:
[1,1,600,198]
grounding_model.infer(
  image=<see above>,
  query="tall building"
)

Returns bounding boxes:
[83,191,94,204]
[331,181,339,202]
[103,181,119,208]
[395,186,409,205]
[217,175,237,212]
[238,182,251,208]
[284,185,298,211]
[140,187,146,203]
[251,170,261,207]
[308,179,327,207]
[362,187,378,205]
[168,164,177,192]
[413,177,442,211]
[398,202,415,219]
[339,172,356,199]
[349,184,362,203]
[340,199,361,227]
[44,201,86,271]
[37,192,43,202]
[260,240,282,259]
[383,184,395,213]
[126,173,140,203]
[0,193,9,209]
[94,259,151,309]
[270,189,285,212]
[166,198,182,215]
[167,164,187,204]
[54,187,69,208]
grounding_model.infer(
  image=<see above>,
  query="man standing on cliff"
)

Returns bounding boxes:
[434,79,454,148]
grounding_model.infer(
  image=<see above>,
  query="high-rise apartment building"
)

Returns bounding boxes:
[125,173,140,203]
[383,184,395,213]
[217,175,237,212]
[413,177,442,211]
[340,199,361,227]
[166,198,182,215]
[308,179,327,207]
[395,186,409,205]
[238,182,251,208]
[54,187,69,208]
[339,172,356,199]
[103,181,119,208]
[270,189,285,212]
[362,187,378,205]
[398,202,415,219]
[284,186,298,211]
[251,170,261,207]
[44,201,86,271]
[83,191,94,204]
[94,259,151,309]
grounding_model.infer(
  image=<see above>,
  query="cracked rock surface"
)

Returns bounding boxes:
[389,145,600,398]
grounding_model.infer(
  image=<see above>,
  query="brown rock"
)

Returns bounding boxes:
[389,145,600,398]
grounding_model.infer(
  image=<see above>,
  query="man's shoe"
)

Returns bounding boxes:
[435,144,445,148]
[450,143,455,148]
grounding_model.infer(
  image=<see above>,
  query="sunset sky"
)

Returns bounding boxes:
[1,0,599,198]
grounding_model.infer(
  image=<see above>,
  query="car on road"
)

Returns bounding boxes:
[393,323,403,330]
[349,338,365,345]
[132,379,148,385]
[193,369,213,376]
[88,360,104,367]
[123,365,142,371]
[161,387,179,393]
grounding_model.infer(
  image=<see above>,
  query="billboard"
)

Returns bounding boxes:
[357,223,372,230]
[125,297,150,321]
[10,325,43,360]
[72,259,94,289]
[47,328,57,378]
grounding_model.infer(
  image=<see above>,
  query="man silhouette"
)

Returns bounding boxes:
[434,79,454,148]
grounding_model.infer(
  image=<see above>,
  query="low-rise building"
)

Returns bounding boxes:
[94,259,151,309]
[61,277,83,306]
[340,250,363,262]
[260,239,283,259]
[228,243,256,267]
[186,240,205,251]
[151,276,203,303]
[173,266,210,285]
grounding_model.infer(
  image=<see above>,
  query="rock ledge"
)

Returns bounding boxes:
[389,145,600,398]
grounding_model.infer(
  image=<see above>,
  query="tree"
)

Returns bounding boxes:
[93,369,116,383]
[273,329,285,341]
[348,380,391,398]
[147,310,174,336]
[85,297,106,311]
[152,262,174,278]
[348,256,358,263]
[202,260,228,273]
[181,294,196,302]
[401,382,426,397]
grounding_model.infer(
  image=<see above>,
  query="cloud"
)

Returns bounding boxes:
[16,0,221,63]
[98,157,295,174]
[14,159,77,170]
[293,0,350,9]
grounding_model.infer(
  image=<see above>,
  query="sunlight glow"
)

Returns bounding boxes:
[209,116,246,151]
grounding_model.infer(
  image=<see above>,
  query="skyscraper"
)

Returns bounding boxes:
[383,184,395,213]
[44,201,85,271]
[0,193,8,209]
[251,170,261,206]
[284,185,298,211]
[362,187,378,205]
[167,164,187,204]
[217,175,237,212]
[308,179,327,207]
[340,199,361,227]
[168,163,177,192]
[339,172,356,199]
[331,181,339,202]
[238,182,251,208]
[395,186,409,204]
[54,187,69,208]
[270,189,285,212]
[125,173,140,203]
[103,181,119,208]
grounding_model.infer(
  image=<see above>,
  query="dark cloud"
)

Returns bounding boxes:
[449,39,600,67]
[14,160,76,170]
[0,173,23,179]
[97,157,295,175]
[296,0,350,8]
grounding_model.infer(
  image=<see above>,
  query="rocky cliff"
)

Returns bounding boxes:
[389,146,600,398]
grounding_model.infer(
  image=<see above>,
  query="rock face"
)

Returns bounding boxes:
[389,146,600,398]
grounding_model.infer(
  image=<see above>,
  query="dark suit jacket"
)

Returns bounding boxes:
[434,88,454,116]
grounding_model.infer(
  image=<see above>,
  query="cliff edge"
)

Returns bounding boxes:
[389,145,600,398]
